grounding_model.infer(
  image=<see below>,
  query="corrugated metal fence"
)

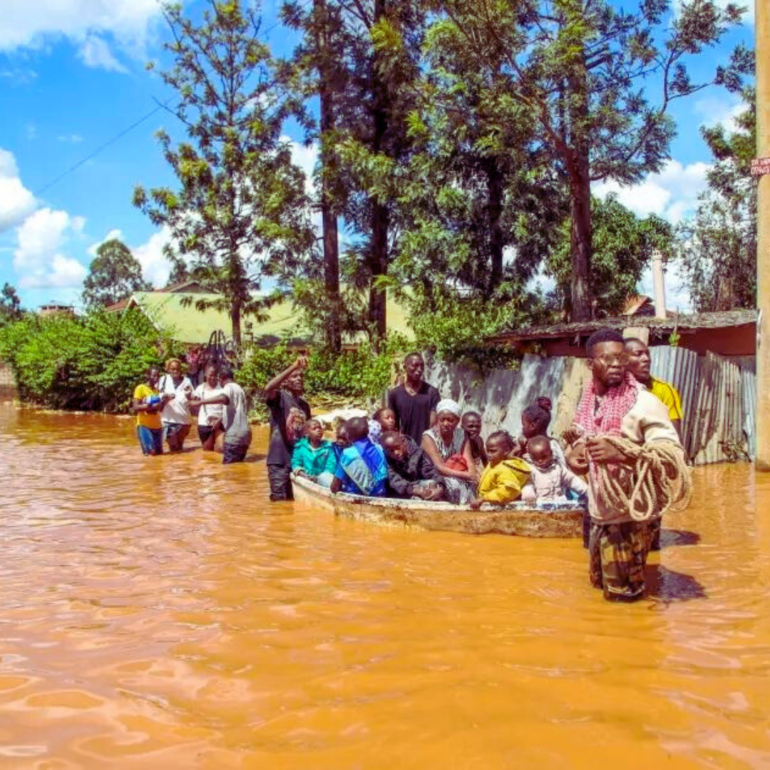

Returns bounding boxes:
[651,347,755,465]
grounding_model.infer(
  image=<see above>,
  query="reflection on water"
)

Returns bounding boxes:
[0,403,769,768]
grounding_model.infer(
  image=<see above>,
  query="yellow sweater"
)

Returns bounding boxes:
[477,457,531,504]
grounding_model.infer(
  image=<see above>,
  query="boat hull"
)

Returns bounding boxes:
[291,475,584,538]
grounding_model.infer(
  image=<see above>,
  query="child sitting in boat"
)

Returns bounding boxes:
[470,432,531,509]
[291,418,338,487]
[520,436,588,504]
[373,407,397,434]
[461,411,487,469]
[513,399,566,467]
[330,417,389,497]
[381,431,446,501]
[334,419,351,459]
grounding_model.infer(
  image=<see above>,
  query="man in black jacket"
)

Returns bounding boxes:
[381,431,446,501]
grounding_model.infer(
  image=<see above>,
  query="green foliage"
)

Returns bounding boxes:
[0,283,23,327]
[402,284,528,372]
[82,238,151,310]
[135,0,315,343]
[678,87,757,312]
[0,309,184,412]
[237,334,410,410]
[547,195,674,316]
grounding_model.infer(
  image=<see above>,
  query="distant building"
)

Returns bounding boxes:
[39,302,75,318]
[112,288,413,347]
[489,309,757,358]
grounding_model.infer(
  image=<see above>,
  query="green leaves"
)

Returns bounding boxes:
[82,239,151,311]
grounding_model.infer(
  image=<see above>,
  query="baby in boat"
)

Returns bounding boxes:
[470,431,531,509]
[521,436,588,504]
[330,417,388,498]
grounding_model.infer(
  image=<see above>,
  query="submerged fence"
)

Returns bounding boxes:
[427,346,756,467]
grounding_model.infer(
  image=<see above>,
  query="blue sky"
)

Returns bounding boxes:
[0,0,755,312]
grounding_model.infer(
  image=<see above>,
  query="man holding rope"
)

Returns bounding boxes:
[567,329,690,602]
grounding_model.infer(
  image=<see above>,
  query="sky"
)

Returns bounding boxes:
[0,0,756,313]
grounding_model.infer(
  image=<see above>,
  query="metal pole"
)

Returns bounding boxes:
[756,0,770,470]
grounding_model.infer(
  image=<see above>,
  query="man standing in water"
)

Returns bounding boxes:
[264,356,311,501]
[569,329,684,601]
[387,353,440,445]
[189,366,252,464]
[624,338,683,437]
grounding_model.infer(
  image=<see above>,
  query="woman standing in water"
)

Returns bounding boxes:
[421,399,478,504]
[132,366,169,456]
[158,358,194,453]
[191,363,224,451]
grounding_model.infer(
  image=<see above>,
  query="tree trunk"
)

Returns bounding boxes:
[231,302,241,347]
[369,202,389,342]
[567,53,592,322]
[316,0,342,353]
[484,157,504,298]
[368,0,389,345]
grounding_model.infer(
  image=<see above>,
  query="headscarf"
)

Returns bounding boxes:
[573,372,639,438]
[368,419,382,443]
[435,398,461,417]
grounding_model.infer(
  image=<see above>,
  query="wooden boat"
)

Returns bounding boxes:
[291,474,585,538]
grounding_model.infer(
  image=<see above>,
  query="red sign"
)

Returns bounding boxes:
[751,157,770,177]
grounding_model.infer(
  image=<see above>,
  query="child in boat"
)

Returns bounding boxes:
[470,431,531,509]
[334,420,351,459]
[381,431,446,501]
[461,411,487,469]
[521,435,588,504]
[330,417,388,497]
[373,407,397,433]
[291,418,338,487]
[514,399,566,467]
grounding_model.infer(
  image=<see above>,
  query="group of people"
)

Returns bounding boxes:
[272,333,686,603]
[132,359,252,464]
[134,328,686,603]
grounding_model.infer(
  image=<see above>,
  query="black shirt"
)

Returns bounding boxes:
[387,382,440,445]
[385,437,444,498]
[266,390,311,466]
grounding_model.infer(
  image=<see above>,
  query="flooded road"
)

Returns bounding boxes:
[0,403,769,768]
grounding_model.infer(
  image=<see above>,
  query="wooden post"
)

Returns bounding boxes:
[751,10,770,512]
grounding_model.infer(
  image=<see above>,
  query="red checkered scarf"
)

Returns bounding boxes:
[574,372,639,438]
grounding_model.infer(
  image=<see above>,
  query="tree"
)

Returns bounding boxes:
[547,195,673,317]
[678,87,756,312]
[81,239,151,310]
[422,0,751,320]
[134,0,315,345]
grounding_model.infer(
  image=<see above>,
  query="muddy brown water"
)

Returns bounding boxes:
[0,403,769,768]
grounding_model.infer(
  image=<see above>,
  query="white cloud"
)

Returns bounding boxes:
[57,133,84,144]
[78,34,127,73]
[0,147,36,232]
[0,0,162,70]
[592,159,711,223]
[131,226,173,288]
[287,138,319,196]
[695,95,748,133]
[13,207,87,288]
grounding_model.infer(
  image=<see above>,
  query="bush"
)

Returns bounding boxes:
[236,334,411,419]
[0,308,184,412]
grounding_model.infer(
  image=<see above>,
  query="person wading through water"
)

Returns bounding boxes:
[264,356,311,501]
[387,353,440,446]
[566,329,688,602]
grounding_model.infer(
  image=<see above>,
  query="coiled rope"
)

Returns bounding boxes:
[591,439,692,523]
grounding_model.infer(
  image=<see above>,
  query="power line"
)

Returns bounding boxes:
[33,99,173,197]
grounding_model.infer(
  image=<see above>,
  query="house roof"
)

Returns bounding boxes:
[126,291,413,346]
[489,309,757,345]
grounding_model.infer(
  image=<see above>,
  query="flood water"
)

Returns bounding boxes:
[1,403,769,768]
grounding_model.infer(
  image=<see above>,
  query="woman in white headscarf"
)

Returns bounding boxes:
[421,399,478,504]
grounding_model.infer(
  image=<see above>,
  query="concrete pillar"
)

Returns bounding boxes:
[651,250,667,319]
[757,0,770,470]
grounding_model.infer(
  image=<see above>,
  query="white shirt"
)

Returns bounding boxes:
[222,381,251,445]
[159,374,193,425]
[193,383,225,427]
